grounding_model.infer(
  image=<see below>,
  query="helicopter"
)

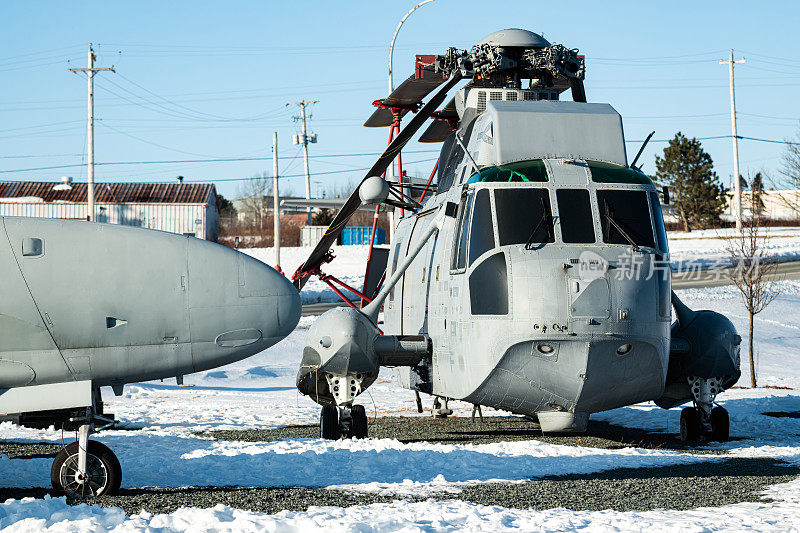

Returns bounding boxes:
[292,29,742,442]
[0,216,301,497]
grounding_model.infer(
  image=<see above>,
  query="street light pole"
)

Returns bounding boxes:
[388,0,438,93]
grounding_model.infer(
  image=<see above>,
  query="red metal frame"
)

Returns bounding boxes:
[417,160,439,205]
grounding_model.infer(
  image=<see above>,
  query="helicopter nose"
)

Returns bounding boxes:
[186,240,301,373]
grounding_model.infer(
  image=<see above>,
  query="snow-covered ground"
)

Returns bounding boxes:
[668,226,800,271]
[2,250,800,530]
[242,245,371,304]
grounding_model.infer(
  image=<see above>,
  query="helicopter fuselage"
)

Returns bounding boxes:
[386,100,672,431]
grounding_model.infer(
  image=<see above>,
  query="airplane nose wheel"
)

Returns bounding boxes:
[51,440,121,498]
[320,404,368,440]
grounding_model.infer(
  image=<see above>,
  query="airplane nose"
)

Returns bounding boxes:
[186,239,301,373]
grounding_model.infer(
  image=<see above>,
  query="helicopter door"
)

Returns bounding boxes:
[401,211,438,334]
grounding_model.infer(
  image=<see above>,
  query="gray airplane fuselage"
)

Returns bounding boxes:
[386,100,671,431]
[0,217,300,392]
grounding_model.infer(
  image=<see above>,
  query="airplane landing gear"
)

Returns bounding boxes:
[679,376,729,442]
[319,404,368,440]
[50,409,121,498]
[432,397,452,418]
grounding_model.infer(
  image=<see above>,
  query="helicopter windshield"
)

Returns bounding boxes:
[467,160,548,184]
[596,190,656,248]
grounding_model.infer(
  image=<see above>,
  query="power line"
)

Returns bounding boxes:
[0,149,442,173]
[0,156,440,183]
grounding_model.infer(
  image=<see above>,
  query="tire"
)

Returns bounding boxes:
[50,440,122,498]
[711,406,730,442]
[320,405,341,440]
[680,407,701,442]
[350,405,368,439]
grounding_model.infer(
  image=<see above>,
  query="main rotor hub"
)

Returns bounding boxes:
[477,28,551,49]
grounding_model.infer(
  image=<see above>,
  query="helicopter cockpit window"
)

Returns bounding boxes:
[437,134,460,194]
[466,159,548,185]
[494,188,554,246]
[556,189,595,243]
[596,190,656,248]
[588,161,653,185]
[452,193,473,271]
[468,188,495,265]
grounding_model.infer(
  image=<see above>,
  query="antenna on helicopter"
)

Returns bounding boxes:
[630,130,655,170]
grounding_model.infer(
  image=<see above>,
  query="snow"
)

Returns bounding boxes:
[668,226,800,271]
[2,238,800,530]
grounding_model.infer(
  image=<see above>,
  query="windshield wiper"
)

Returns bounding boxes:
[524,197,553,250]
[603,200,640,252]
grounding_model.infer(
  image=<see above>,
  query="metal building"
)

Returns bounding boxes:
[0,180,219,241]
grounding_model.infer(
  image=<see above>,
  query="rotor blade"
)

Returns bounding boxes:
[293,71,463,289]
[364,63,447,128]
[570,78,587,103]
[419,97,458,142]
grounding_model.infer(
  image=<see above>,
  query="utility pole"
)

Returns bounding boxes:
[720,50,745,231]
[69,44,114,222]
[272,131,282,274]
[287,100,318,225]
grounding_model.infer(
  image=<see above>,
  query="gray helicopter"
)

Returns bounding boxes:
[293,29,741,443]
[0,216,301,496]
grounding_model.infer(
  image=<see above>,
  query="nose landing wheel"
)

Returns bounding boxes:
[320,404,368,440]
[51,440,121,498]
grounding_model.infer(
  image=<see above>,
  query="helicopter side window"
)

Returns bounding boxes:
[451,193,474,271]
[556,189,595,243]
[596,190,656,248]
[468,188,495,265]
[649,191,669,253]
[494,188,554,246]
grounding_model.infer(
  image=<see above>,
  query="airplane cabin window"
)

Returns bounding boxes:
[494,188,554,246]
[452,193,473,271]
[467,159,548,184]
[468,188,495,265]
[649,191,669,253]
[596,190,656,248]
[556,189,595,243]
[588,161,653,185]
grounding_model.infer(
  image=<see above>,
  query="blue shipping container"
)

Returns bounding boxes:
[338,226,386,246]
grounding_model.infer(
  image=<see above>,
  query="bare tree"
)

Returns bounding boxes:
[237,172,272,231]
[725,184,782,387]
[767,123,800,218]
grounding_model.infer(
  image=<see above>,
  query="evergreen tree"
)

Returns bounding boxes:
[750,172,766,219]
[655,132,728,231]
[312,208,335,226]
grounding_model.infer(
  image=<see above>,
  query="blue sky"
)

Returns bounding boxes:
[2,1,799,199]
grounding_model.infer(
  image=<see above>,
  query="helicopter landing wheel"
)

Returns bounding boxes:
[710,406,730,442]
[350,404,368,439]
[51,440,121,498]
[320,404,341,440]
[679,407,702,442]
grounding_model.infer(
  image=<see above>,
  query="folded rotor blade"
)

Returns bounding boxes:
[293,71,463,290]
[364,63,448,128]
[419,97,458,143]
